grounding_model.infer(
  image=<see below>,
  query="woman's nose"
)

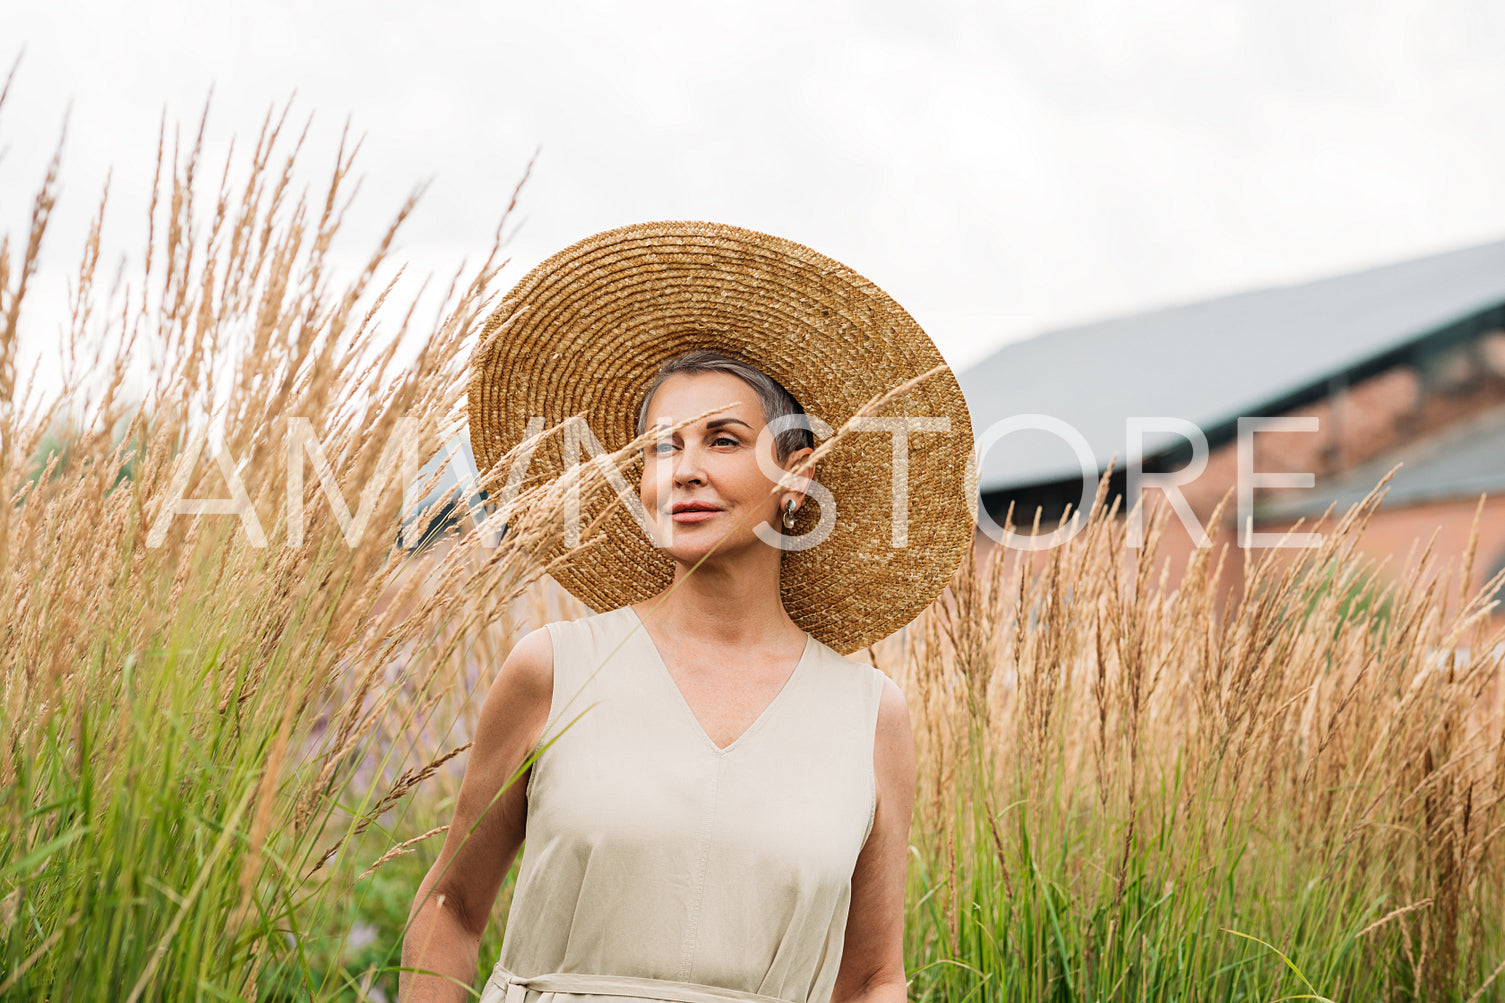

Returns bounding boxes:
[673,445,707,486]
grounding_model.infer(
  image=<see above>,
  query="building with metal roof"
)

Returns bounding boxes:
[960,236,1505,505]
[958,235,1505,625]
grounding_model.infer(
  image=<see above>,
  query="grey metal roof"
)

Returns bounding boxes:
[1254,404,1505,521]
[959,237,1505,492]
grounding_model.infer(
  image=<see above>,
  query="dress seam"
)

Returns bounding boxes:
[677,756,722,980]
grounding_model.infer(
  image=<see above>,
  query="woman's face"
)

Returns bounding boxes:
[638,370,811,565]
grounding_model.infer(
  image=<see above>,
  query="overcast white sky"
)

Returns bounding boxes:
[6,0,1505,417]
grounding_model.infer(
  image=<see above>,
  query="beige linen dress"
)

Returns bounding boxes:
[479,605,888,1003]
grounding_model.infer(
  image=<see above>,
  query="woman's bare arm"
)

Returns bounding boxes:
[399,626,554,1003]
[832,676,916,1003]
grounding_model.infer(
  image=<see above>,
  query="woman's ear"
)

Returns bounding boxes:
[782,445,816,501]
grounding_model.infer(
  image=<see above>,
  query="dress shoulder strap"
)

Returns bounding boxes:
[528,607,640,799]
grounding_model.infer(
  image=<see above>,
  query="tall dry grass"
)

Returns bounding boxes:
[0,74,647,997]
[885,477,1505,1000]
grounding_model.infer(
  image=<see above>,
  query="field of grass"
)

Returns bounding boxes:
[3,81,1504,1001]
[897,496,1505,1001]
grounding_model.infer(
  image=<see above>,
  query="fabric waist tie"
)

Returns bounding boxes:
[485,962,802,1003]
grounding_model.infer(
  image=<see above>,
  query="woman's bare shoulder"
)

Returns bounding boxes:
[483,625,554,710]
[872,673,912,748]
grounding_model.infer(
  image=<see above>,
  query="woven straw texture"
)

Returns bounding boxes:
[467,221,974,655]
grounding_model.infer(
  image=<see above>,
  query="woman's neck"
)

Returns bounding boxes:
[635,553,800,649]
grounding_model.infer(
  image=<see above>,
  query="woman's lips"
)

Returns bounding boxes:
[671,508,720,523]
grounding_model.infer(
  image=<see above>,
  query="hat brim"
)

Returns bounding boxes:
[468,220,974,655]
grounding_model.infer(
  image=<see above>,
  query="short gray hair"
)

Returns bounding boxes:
[634,350,814,462]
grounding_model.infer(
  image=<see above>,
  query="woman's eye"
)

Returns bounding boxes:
[714,435,739,447]
[652,441,675,455]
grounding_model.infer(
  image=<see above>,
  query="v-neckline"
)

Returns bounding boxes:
[625,605,814,755]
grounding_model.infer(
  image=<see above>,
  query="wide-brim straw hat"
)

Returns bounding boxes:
[467,221,974,655]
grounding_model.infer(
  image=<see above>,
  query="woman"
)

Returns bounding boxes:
[400,222,974,1003]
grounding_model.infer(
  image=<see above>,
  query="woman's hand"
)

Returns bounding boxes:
[399,627,554,1003]
[831,675,916,1003]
